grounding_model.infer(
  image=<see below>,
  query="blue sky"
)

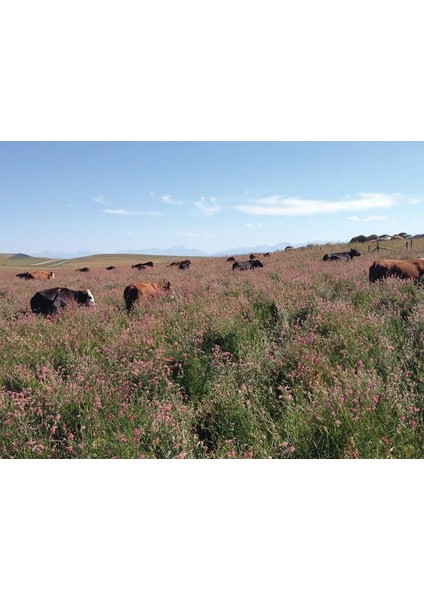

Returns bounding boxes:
[0,142,423,256]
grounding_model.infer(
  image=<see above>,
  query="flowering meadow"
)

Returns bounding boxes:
[0,244,423,458]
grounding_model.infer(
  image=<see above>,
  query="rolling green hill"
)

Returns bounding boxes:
[0,252,204,270]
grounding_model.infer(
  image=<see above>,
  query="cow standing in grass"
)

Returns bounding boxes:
[124,281,171,311]
[369,258,424,283]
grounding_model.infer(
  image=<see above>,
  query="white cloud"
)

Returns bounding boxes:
[233,193,398,217]
[409,198,424,205]
[178,231,199,238]
[348,215,387,222]
[102,209,162,217]
[246,223,263,228]
[93,195,108,205]
[194,197,221,216]
[160,194,186,205]
[103,208,130,215]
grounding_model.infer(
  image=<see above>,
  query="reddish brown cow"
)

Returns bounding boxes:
[123,281,171,311]
[369,258,424,283]
[16,271,55,280]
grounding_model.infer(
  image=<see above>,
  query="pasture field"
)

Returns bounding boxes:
[0,242,423,458]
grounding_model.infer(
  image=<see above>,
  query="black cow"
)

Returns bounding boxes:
[226,256,236,262]
[167,259,192,268]
[178,262,191,270]
[232,259,264,271]
[106,266,116,270]
[30,287,95,316]
[132,261,154,268]
[322,248,361,261]
[75,267,90,272]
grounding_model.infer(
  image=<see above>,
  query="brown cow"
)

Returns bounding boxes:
[16,271,55,280]
[123,281,171,311]
[369,258,424,283]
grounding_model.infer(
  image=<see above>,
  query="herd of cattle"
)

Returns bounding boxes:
[11,250,424,317]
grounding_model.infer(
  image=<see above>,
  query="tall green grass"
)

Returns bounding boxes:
[0,245,423,457]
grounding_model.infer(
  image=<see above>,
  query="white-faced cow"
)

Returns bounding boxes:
[123,281,171,311]
[16,271,55,280]
[369,258,424,283]
[322,248,361,261]
[232,259,264,271]
[30,287,95,316]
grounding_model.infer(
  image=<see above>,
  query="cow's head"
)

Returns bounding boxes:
[75,289,96,306]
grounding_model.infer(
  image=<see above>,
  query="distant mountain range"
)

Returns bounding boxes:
[129,239,343,256]
[17,232,422,261]
[33,240,339,259]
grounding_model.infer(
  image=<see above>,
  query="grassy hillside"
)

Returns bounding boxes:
[0,252,208,271]
[0,242,423,458]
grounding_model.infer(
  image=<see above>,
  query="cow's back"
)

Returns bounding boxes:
[31,287,76,315]
[124,282,167,310]
[369,259,420,282]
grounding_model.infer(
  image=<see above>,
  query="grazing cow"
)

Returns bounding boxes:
[322,248,361,261]
[75,267,90,272]
[226,256,236,262]
[131,261,154,268]
[16,271,55,280]
[106,266,116,270]
[167,259,192,268]
[232,259,264,271]
[262,252,271,257]
[178,262,191,270]
[123,281,171,311]
[369,258,424,283]
[30,287,95,316]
